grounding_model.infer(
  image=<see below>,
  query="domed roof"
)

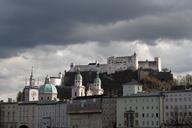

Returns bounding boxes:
[75,68,82,81]
[94,72,101,86]
[39,84,58,94]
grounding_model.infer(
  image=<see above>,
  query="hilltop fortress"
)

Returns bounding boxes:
[69,53,161,74]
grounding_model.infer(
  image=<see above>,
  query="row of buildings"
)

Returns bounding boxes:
[0,68,192,128]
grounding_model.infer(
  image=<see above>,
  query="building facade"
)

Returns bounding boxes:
[67,96,116,128]
[163,90,192,127]
[38,101,68,128]
[0,102,18,128]
[17,102,38,128]
[117,82,164,128]
[69,53,162,74]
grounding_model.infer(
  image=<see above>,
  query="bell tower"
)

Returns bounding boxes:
[72,68,85,98]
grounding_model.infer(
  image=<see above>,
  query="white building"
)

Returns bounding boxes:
[117,82,164,128]
[122,82,142,96]
[87,72,104,96]
[49,72,64,86]
[17,102,38,128]
[163,90,192,126]
[138,57,161,72]
[71,69,85,98]
[69,53,162,74]
[23,71,39,102]
[0,101,18,128]
[67,96,116,128]
[39,76,58,101]
[38,101,68,128]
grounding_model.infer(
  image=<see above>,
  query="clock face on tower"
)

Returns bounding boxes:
[29,89,38,101]
[31,91,37,97]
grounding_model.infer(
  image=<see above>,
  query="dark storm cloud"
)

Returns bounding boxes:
[0,0,192,57]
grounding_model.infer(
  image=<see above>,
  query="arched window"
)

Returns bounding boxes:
[75,92,77,96]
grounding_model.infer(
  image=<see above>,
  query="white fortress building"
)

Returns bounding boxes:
[69,53,162,74]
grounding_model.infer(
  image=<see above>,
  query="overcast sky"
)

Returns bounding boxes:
[0,0,192,100]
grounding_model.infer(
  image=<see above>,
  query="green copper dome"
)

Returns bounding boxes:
[39,84,58,94]
[75,69,82,81]
[94,72,101,86]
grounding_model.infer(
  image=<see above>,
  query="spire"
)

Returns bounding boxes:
[96,71,99,78]
[76,67,80,74]
[29,66,35,86]
[44,75,50,84]
[94,72,101,86]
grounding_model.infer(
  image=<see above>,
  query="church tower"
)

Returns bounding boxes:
[23,67,39,102]
[72,68,85,98]
[87,72,104,96]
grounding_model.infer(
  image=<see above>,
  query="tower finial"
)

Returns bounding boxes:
[44,75,50,84]
[96,71,99,78]
[76,67,80,73]
[29,66,35,86]
[31,66,34,77]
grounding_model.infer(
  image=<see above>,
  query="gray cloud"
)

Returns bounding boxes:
[0,0,192,57]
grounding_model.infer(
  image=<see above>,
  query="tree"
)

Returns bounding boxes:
[141,76,174,91]
[16,91,23,102]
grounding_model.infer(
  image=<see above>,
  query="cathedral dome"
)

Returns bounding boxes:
[75,69,82,81]
[39,84,58,94]
[94,72,101,86]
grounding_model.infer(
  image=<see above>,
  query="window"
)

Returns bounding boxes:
[156,113,159,117]
[156,121,159,126]
[171,112,174,116]
[142,113,145,117]
[180,112,182,116]
[135,113,138,118]
[151,113,154,117]
[147,121,149,126]
[75,92,77,96]
[142,121,145,126]
[185,105,187,109]
[135,120,139,126]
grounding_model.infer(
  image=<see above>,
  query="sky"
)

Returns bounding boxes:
[0,0,192,100]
